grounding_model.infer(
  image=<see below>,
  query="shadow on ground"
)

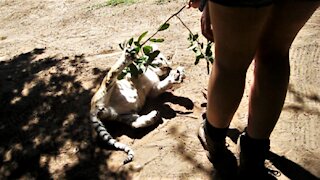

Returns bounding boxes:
[0,48,130,179]
[0,49,196,179]
[227,128,319,179]
[283,84,320,116]
[268,151,319,180]
[168,126,214,179]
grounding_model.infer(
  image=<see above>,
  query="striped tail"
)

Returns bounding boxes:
[90,115,134,164]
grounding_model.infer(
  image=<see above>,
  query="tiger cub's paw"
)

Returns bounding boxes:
[169,66,185,84]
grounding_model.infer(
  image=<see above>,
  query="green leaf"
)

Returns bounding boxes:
[195,53,204,65]
[158,23,170,31]
[195,56,201,65]
[129,63,139,78]
[134,41,141,47]
[150,38,164,43]
[118,71,127,80]
[205,43,212,54]
[188,33,193,41]
[192,48,197,53]
[141,56,149,63]
[150,63,157,68]
[134,46,141,54]
[195,49,202,57]
[143,45,153,55]
[119,43,123,50]
[138,31,148,43]
[205,50,212,57]
[209,57,214,63]
[136,57,144,63]
[147,50,160,65]
[193,33,199,41]
[119,40,127,50]
[200,42,204,49]
[128,37,134,46]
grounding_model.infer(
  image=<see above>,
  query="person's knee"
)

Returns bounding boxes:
[254,48,290,86]
[255,47,290,72]
[215,48,255,74]
[214,59,249,78]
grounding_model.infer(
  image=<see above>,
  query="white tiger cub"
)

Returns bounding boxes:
[90,46,185,164]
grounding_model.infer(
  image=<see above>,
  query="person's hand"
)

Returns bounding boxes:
[188,0,201,8]
[201,4,214,41]
[188,0,214,41]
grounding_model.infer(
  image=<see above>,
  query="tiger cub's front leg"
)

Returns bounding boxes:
[118,110,160,128]
[149,67,185,97]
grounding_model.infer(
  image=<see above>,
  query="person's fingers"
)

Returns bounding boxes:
[202,29,214,41]
[188,0,201,8]
[201,21,214,41]
[201,7,214,41]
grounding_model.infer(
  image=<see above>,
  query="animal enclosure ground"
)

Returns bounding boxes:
[0,0,320,179]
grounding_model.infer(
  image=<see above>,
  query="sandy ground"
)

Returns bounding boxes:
[0,0,319,179]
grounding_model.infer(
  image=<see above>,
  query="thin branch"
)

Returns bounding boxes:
[175,14,204,49]
[175,15,194,38]
[130,3,213,77]
[176,14,212,67]
[141,5,186,46]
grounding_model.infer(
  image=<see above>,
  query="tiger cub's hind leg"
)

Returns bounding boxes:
[119,110,160,128]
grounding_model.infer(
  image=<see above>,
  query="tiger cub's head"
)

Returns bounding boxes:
[149,44,172,78]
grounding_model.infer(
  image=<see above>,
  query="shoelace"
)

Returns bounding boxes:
[267,168,281,177]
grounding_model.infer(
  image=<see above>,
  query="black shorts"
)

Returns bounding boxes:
[208,0,274,7]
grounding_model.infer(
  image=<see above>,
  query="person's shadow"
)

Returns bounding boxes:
[227,128,319,180]
[268,152,319,180]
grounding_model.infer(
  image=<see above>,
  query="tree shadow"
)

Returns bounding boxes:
[0,48,131,179]
[288,84,320,103]
[168,126,214,179]
[284,84,320,116]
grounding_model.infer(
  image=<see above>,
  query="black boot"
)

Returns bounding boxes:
[238,131,279,179]
[198,113,237,179]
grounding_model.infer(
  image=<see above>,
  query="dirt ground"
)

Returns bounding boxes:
[0,0,319,179]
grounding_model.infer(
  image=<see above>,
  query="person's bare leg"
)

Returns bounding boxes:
[247,0,320,139]
[206,2,272,128]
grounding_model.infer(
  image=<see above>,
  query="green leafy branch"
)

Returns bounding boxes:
[118,5,214,79]
[118,23,170,79]
[140,5,185,47]
[175,14,214,74]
